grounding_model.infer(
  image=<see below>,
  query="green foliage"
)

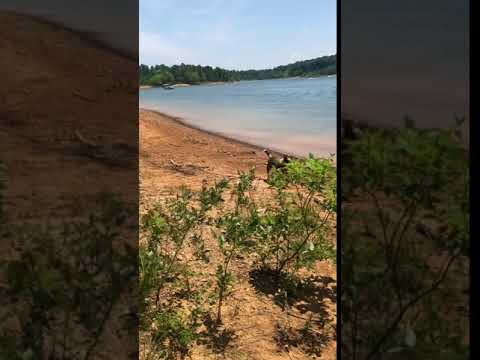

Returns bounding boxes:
[213,171,257,324]
[343,121,468,256]
[149,70,175,86]
[140,158,336,358]
[341,119,469,359]
[139,55,337,86]
[149,309,201,360]
[256,156,336,274]
[140,180,229,359]
[0,195,136,359]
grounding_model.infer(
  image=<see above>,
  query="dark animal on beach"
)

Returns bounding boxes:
[263,149,290,179]
[342,118,369,142]
[342,118,357,141]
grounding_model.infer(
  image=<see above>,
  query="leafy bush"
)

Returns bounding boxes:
[140,157,337,358]
[0,195,137,359]
[255,156,336,274]
[140,181,229,359]
[341,119,469,359]
[213,170,258,324]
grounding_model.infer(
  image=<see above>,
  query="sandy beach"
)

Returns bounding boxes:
[139,108,337,360]
[1,11,138,219]
[1,11,138,359]
[140,108,269,199]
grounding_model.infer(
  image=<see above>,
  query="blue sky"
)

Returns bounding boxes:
[140,0,336,69]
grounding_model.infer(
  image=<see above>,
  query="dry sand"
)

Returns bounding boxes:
[140,108,267,196]
[1,11,138,220]
[1,11,138,359]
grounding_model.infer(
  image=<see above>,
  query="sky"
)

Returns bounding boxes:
[140,0,336,70]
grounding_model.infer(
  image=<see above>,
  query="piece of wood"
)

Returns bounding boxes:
[74,130,98,148]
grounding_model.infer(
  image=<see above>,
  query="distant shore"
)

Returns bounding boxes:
[139,73,336,90]
[139,82,227,90]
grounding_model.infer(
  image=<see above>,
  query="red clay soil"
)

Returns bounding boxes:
[0,12,138,221]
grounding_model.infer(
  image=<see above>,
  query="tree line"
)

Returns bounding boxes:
[139,54,336,86]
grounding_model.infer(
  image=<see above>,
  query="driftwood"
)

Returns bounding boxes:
[72,130,135,168]
[184,135,208,145]
[167,159,208,175]
[72,90,97,103]
[75,130,98,148]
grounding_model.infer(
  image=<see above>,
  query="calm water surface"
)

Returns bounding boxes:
[140,76,336,157]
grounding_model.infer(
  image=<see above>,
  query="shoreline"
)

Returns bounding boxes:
[140,107,309,160]
[140,108,268,195]
[139,73,337,90]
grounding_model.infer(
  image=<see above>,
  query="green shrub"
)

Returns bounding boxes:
[140,158,337,358]
[255,156,336,274]
[140,180,229,358]
[213,170,258,324]
[0,195,136,359]
[341,119,469,359]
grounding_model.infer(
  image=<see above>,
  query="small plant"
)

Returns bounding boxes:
[213,170,257,325]
[141,180,228,306]
[140,179,229,359]
[148,309,201,360]
[140,159,337,358]
[255,156,336,275]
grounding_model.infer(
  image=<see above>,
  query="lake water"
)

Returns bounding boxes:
[140,76,337,157]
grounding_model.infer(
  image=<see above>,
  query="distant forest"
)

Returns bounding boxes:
[139,55,336,86]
